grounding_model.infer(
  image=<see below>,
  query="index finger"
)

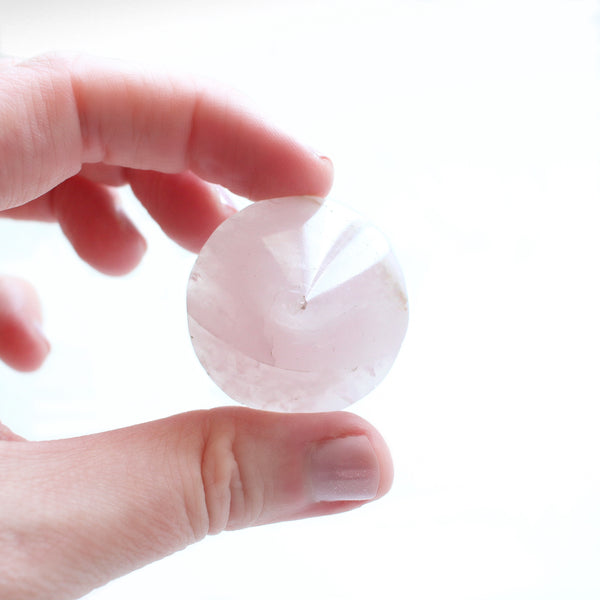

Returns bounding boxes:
[0,54,333,210]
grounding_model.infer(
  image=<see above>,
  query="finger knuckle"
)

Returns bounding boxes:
[179,410,265,540]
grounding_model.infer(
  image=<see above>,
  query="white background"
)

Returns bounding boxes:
[1,1,600,598]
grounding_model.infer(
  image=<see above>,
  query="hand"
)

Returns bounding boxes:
[0,54,393,600]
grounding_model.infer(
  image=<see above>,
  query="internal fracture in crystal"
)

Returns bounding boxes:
[187,195,408,412]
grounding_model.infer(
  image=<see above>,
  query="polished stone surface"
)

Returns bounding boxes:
[187,196,408,411]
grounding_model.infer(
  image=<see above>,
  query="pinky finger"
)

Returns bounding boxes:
[0,276,50,371]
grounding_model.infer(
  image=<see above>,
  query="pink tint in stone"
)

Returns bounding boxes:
[186,196,408,412]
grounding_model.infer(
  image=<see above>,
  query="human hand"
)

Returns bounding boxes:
[0,54,393,600]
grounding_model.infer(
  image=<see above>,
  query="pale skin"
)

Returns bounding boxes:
[0,54,393,600]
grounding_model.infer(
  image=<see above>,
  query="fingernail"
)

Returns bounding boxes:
[32,321,51,354]
[312,151,334,173]
[304,143,331,161]
[132,230,148,255]
[216,186,246,214]
[310,436,380,502]
[315,153,334,183]
[115,206,148,254]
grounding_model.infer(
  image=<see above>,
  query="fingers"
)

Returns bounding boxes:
[0,176,146,276]
[0,277,50,371]
[0,53,333,211]
[51,176,147,276]
[127,169,233,253]
[0,196,56,222]
[1,169,233,268]
[0,408,393,599]
[78,163,127,187]
[0,422,26,442]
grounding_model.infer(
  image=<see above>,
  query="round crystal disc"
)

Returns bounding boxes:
[187,196,408,412]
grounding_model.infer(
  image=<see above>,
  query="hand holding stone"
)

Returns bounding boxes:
[0,54,393,600]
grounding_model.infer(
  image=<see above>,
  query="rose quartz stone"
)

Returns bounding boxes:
[187,196,408,412]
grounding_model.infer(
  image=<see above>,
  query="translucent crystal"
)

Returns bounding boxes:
[187,196,408,412]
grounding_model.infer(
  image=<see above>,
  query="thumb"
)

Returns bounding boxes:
[0,408,393,600]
